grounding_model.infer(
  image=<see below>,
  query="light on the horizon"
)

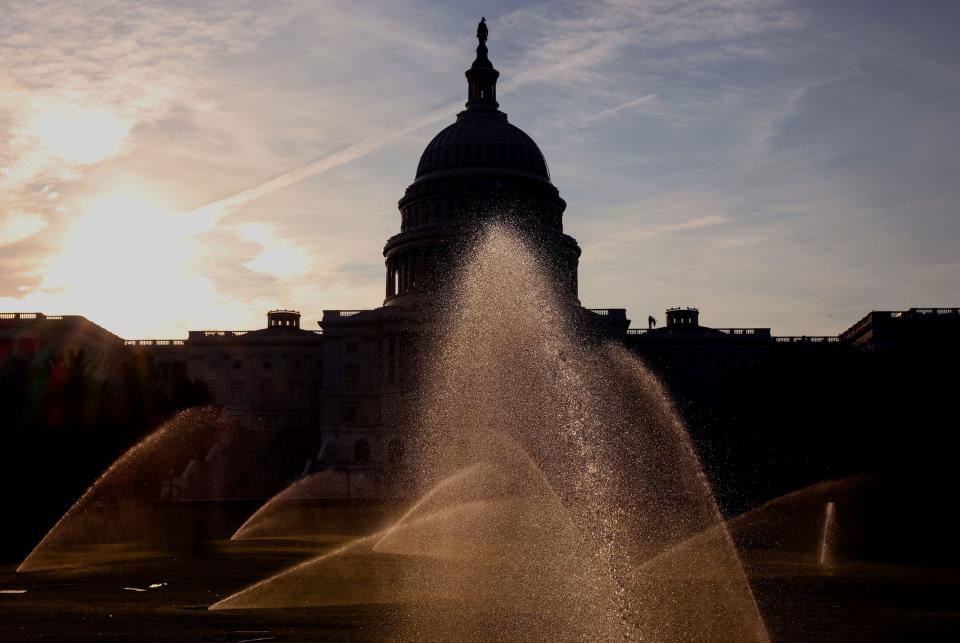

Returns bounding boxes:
[41,191,216,337]
[238,222,312,278]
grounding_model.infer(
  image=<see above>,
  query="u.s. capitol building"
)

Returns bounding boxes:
[3,24,957,499]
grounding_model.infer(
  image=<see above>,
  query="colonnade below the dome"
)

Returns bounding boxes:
[385,246,439,301]
[399,198,564,234]
[383,241,580,306]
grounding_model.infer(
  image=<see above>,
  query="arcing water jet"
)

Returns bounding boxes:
[213,223,769,642]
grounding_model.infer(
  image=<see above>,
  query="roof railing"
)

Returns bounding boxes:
[774,336,840,343]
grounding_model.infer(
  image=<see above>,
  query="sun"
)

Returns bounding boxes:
[41,191,217,337]
[25,104,130,165]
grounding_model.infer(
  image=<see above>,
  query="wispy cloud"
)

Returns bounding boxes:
[632,215,729,239]
[1,0,958,339]
[0,212,48,247]
[584,94,657,123]
[187,1,802,220]
[237,222,313,279]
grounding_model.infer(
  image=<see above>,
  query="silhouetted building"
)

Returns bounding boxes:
[625,307,775,404]
[3,23,958,500]
[385,27,579,307]
[840,307,960,351]
[0,312,123,373]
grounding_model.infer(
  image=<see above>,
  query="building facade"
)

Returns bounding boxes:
[0,312,124,376]
[3,24,957,500]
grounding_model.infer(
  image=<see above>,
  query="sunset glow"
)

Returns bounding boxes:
[40,192,216,337]
[1,5,958,641]
[0,2,957,339]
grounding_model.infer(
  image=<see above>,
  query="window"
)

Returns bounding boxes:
[353,439,371,464]
[388,440,404,466]
[260,379,274,405]
[290,381,304,404]
[230,381,245,403]
[232,360,242,370]
[294,360,301,370]
[344,364,359,390]
[343,403,357,425]
[262,360,272,370]
[346,341,357,353]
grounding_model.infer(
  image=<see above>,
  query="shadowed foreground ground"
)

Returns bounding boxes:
[1,540,958,642]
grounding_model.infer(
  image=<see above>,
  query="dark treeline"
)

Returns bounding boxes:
[0,350,208,563]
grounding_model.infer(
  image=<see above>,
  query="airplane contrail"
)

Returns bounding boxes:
[585,94,657,123]
[187,99,463,225]
[183,97,464,229]
[186,37,626,225]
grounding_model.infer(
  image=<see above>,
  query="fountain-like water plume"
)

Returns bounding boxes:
[213,458,575,612]
[231,470,389,541]
[212,222,768,642]
[819,501,837,566]
[16,407,255,572]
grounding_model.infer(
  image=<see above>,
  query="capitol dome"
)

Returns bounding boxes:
[383,18,580,308]
[413,17,550,184]
[415,110,551,182]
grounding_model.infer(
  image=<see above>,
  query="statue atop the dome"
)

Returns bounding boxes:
[466,17,499,106]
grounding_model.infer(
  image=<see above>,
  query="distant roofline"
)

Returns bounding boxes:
[7,306,958,345]
[840,307,960,341]
[0,312,123,343]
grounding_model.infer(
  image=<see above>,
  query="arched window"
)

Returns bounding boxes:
[353,439,371,464]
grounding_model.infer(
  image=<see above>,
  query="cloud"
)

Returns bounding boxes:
[1,0,957,340]
[633,215,729,239]
[188,99,465,222]
[0,0,808,337]
[584,94,657,123]
[0,212,47,247]
[185,1,801,220]
[588,215,729,252]
[238,223,313,279]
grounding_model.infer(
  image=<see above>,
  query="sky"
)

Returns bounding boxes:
[1,0,958,338]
